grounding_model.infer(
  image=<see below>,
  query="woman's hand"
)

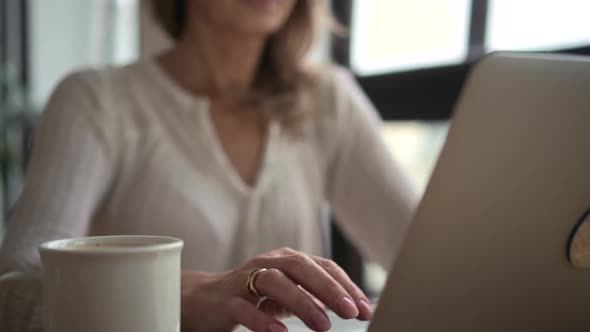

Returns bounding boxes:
[181,247,373,332]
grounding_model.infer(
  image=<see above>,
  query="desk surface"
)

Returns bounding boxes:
[235,311,370,332]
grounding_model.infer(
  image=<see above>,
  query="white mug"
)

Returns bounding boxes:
[39,235,183,332]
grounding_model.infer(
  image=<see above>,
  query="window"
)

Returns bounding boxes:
[351,0,472,76]
[381,121,449,191]
[487,0,590,51]
[111,0,141,65]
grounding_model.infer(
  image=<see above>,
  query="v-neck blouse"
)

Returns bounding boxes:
[0,59,418,275]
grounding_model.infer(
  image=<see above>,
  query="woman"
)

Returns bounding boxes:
[0,0,418,331]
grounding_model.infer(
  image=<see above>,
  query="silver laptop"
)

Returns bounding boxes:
[368,52,590,332]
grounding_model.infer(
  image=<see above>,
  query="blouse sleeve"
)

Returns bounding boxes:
[325,68,420,269]
[0,72,115,331]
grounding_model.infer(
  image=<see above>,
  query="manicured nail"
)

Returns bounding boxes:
[358,299,373,320]
[311,309,331,331]
[268,322,287,332]
[338,296,359,318]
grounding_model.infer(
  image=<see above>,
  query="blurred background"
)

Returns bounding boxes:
[1,0,589,295]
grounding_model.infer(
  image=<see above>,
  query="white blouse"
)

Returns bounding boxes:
[0,59,417,329]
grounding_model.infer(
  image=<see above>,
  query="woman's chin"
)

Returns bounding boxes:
[237,0,294,34]
[241,0,281,11]
[232,19,286,37]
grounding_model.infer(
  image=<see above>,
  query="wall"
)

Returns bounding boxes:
[29,0,139,108]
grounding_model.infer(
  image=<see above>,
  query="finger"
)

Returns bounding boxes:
[312,256,373,320]
[258,299,292,319]
[299,285,327,310]
[225,296,287,332]
[262,248,359,319]
[255,268,332,332]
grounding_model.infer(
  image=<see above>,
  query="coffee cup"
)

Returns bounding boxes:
[39,235,183,332]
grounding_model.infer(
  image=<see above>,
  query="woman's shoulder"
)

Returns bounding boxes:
[306,63,373,125]
[42,61,155,144]
[47,60,161,128]
[53,61,148,104]
[307,63,365,114]
[302,62,381,145]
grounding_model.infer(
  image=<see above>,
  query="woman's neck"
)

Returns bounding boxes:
[158,22,267,100]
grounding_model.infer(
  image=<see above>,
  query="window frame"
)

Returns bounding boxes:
[331,0,590,121]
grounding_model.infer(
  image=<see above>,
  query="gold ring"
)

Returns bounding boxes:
[247,268,268,298]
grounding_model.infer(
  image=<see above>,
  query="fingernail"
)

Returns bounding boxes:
[311,309,331,331]
[338,297,359,318]
[358,299,373,320]
[268,322,287,332]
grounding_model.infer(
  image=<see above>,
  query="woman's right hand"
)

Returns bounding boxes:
[181,247,373,332]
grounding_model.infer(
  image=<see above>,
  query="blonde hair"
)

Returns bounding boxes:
[151,0,332,129]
